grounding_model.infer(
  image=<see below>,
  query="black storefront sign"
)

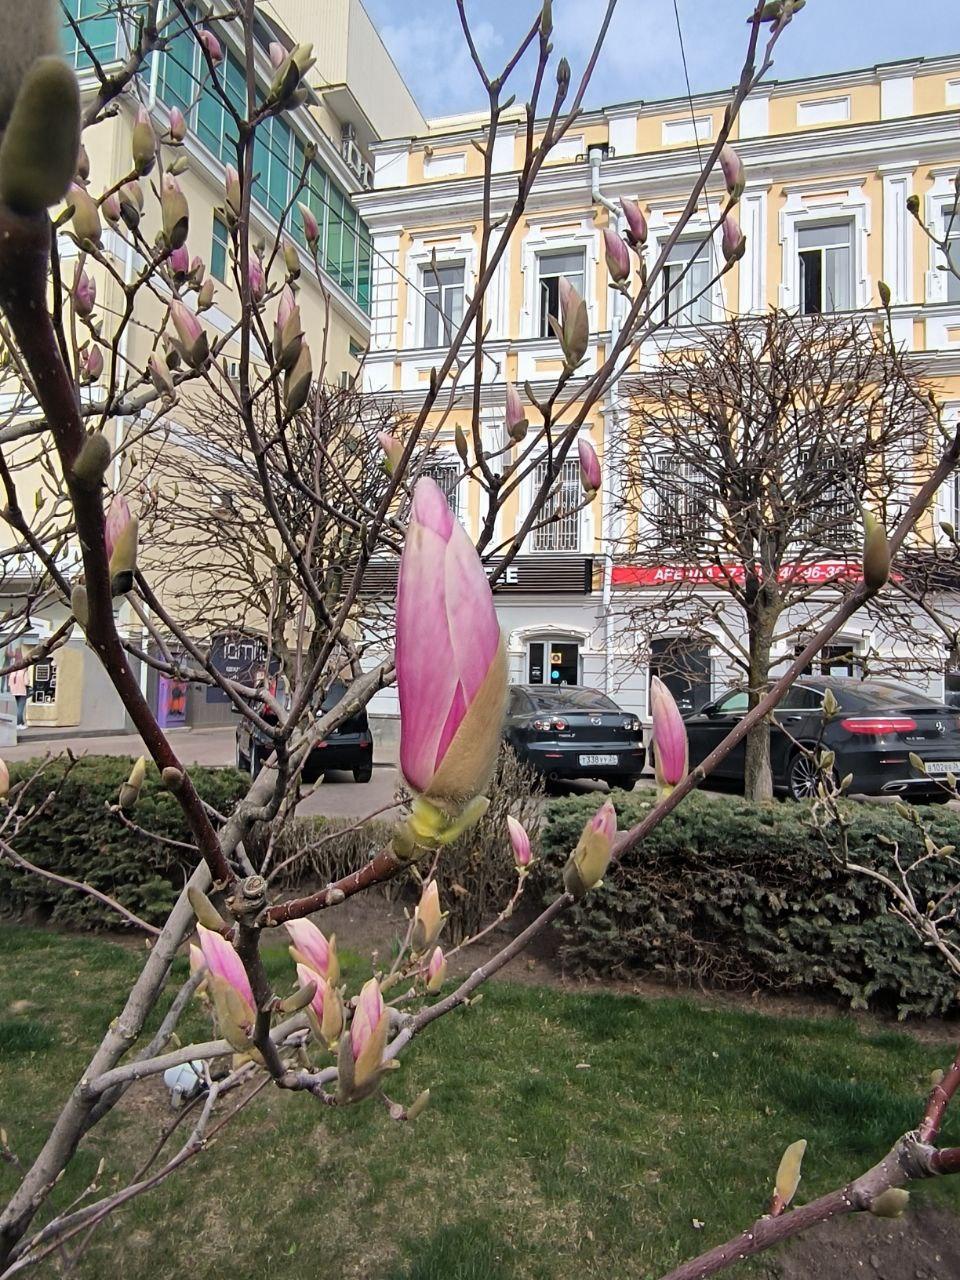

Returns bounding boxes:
[206,634,269,703]
[359,555,594,597]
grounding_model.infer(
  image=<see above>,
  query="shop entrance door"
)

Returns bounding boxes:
[527,640,580,687]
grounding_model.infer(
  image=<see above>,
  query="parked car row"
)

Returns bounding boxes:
[237,672,960,804]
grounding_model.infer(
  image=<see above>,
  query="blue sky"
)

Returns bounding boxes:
[362,0,957,120]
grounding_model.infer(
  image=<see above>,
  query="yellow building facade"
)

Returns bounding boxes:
[358,53,960,726]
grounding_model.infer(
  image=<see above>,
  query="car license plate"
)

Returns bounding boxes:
[924,761,960,776]
[579,754,617,766]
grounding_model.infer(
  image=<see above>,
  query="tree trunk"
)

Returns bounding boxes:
[743,614,774,803]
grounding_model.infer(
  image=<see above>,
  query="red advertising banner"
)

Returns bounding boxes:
[612,561,864,587]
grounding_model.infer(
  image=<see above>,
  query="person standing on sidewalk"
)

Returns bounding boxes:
[9,659,30,728]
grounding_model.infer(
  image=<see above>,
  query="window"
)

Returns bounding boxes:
[507,687,533,715]
[420,460,460,514]
[798,222,853,314]
[647,455,709,546]
[211,216,229,282]
[158,3,198,114]
[797,643,860,678]
[943,205,960,304]
[61,0,118,69]
[532,458,581,552]
[797,446,857,545]
[422,262,465,348]
[776,685,824,711]
[537,249,585,338]
[662,239,712,326]
[715,689,748,714]
[941,468,960,531]
[526,642,581,687]
[252,116,294,221]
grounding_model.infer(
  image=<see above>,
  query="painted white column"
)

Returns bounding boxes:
[880,167,914,306]
[738,188,767,314]
[370,229,400,352]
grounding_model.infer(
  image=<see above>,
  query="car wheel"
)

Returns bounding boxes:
[353,765,373,783]
[786,750,827,801]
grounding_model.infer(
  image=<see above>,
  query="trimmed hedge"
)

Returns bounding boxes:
[1,756,247,929]
[539,789,960,1018]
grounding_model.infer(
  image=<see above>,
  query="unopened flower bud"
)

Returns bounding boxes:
[169,299,209,369]
[69,182,101,246]
[72,267,96,317]
[411,880,445,955]
[119,755,147,810]
[147,353,175,398]
[378,431,403,475]
[70,583,89,629]
[161,173,189,249]
[272,285,302,371]
[169,243,190,280]
[72,431,111,487]
[283,341,312,414]
[298,202,320,248]
[118,180,143,230]
[268,41,286,69]
[563,800,616,898]
[247,256,266,303]
[906,194,920,217]
[878,280,891,308]
[578,437,601,496]
[721,212,746,265]
[0,56,81,215]
[101,190,121,224]
[862,510,890,590]
[80,343,103,382]
[719,143,745,200]
[75,143,89,183]
[283,239,301,278]
[507,815,532,868]
[621,196,647,248]
[603,227,630,283]
[555,276,589,369]
[131,107,156,176]
[198,29,223,64]
[505,381,528,441]
[168,106,187,142]
[556,56,570,99]
[196,277,215,310]
[650,675,688,795]
[425,945,447,993]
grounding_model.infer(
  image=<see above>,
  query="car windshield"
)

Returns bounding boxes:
[321,681,349,711]
[523,687,621,712]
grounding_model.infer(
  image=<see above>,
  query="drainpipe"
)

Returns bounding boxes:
[588,145,623,698]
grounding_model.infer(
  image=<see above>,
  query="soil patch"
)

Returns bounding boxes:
[768,1204,960,1280]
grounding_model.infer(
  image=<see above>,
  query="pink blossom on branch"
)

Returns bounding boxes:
[396,478,507,809]
[350,977,385,1062]
[198,29,223,64]
[72,267,96,317]
[621,196,648,248]
[247,256,266,303]
[578,437,601,496]
[721,212,746,265]
[650,675,688,794]
[286,916,339,984]
[507,815,532,868]
[196,923,254,1011]
[719,143,746,200]
[603,227,630,283]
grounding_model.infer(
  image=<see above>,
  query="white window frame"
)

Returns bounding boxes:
[643,452,711,548]
[796,219,856,316]
[420,259,466,349]
[647,202,726,331]
[403,230,477,354]
[778,182,871,313]
[523,455,587,554]
[518,217,599,345]
[534,246,587,339]
[926,170,960,307]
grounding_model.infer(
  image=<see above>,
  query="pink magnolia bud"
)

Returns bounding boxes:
[148,353,175,398]
[190,255,205,284]
[198,29,223,64]
[650,675,688,793]
[161,172,189,249]
[247,256,266,303]
[197,278,215,310]
[69,182,101,246]
[169,299,209,369]
[505,380,527,441]
[189,942,205,978]
[719,143,745,200]
[286,917,339,984]
[72,267,96,317]
[197,923,254,1011]
[85,343,104,379]
[298,201,319,247]
[378,431,404,475]
[273,286,302,370]
[269,41,286,69]
[556,276,589,368]
[426,946,447,993]
[411,879,446,954]
[578,437,601,496]
[397,478,507,806]
[276,283,296,330]
[169,243,190,279]
[621,196,647,248]
[224,165,242,224]
[101,190,121,224]
[118,180,143,230]
[168,106,187,142]
[350,977,384,1063]
[603,227,630,283]
[507,815,532,868]
[104,494,132,562]
[564,799,617,897]
[721,212,746,265]
[131,107,156,176]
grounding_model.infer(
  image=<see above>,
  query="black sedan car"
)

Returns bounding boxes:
[503,684,646,788]
[683,676,960,801]
[236,680,374,783]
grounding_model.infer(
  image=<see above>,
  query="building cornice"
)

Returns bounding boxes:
[358,111,960,228]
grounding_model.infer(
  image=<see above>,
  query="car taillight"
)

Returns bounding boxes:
[532,719,551,731]
[553,719,567,731]
[841,716,917,735]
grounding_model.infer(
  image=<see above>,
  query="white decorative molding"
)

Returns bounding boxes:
[738,188,767,313]
[547,134,585,163]
[373,147,409,190]
[796,95,851,127]
[881,170,913,306]
[661,116,711,147]
[880,76,914,120]
[607,110,637,156]
[361,353,393,394]
[946,79,960,106]
[738,96,769,138]
[777,181,872,311]
[423,151,467,179]
[490,128,516,173]
[924,169,960,319]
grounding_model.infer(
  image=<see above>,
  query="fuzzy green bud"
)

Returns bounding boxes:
[0,57,80,215]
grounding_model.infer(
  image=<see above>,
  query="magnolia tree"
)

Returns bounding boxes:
[1,2,960,1277]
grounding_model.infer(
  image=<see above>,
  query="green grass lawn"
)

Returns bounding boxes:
[1,925,958,1280]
